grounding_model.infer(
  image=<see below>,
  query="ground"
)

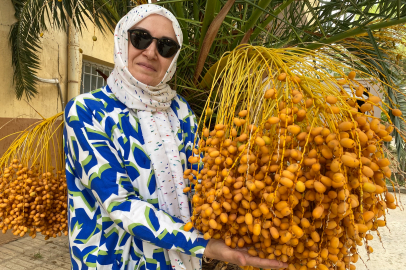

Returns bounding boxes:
[0,233,71,270]
[0,193,404,270]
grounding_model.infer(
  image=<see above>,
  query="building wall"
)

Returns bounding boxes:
[78,19,115,68]
[77,16,115,92]
[0,2,115,155]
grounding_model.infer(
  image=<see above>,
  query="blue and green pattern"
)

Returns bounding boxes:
[64,85,208,270]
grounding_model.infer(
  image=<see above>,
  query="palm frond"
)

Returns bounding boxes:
[9,0,123,100]
[9,0,43,100]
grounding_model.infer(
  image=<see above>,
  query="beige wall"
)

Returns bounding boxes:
[78,16,115,68]
[0,3,114,121]
[76,16,115,95]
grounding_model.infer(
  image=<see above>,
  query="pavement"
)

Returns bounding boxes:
[0,230,20,245]
[0,235,71,270]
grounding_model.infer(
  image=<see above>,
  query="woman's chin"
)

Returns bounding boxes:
[133,74,158,86]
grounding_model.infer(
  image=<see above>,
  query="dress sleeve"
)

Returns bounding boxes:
[64,98,208,257]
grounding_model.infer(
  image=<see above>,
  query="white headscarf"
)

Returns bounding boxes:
[107,4,202,270]
[107,4,182,111]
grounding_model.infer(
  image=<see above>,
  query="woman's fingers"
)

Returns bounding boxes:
[232,251,246,266]
[242,253,288,269]
[218,243,245,265]
[220,247,286,269]
[204,239,287,269]
[205,239,242,264]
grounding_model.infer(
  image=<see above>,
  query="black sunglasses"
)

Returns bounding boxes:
[128,29,180,58]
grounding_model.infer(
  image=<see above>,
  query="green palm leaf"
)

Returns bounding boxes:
[9,0,42,100]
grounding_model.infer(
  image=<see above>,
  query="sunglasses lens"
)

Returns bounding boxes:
[158,39,179,58]
[129,29,179,58]
[131,30,152,50]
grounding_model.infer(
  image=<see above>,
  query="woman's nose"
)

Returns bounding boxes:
[142,40,158,60]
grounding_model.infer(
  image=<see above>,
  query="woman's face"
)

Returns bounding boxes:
[128,15,178,86]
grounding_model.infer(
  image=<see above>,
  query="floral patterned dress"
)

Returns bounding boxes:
[64,85,208,270]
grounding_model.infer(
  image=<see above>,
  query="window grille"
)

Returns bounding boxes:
[80,61,113,94]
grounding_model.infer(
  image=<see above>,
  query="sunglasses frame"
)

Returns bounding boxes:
[127,29,180,58]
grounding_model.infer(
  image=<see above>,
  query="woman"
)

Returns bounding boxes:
[64,4,288,270]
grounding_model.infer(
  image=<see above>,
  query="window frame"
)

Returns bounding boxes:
[80,60,113,94]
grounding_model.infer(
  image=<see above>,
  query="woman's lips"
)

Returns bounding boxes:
[137,62,156,71]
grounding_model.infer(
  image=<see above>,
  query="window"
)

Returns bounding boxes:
[80,61,113,94]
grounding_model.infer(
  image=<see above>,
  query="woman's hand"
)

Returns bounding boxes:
[204,239,288,269]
